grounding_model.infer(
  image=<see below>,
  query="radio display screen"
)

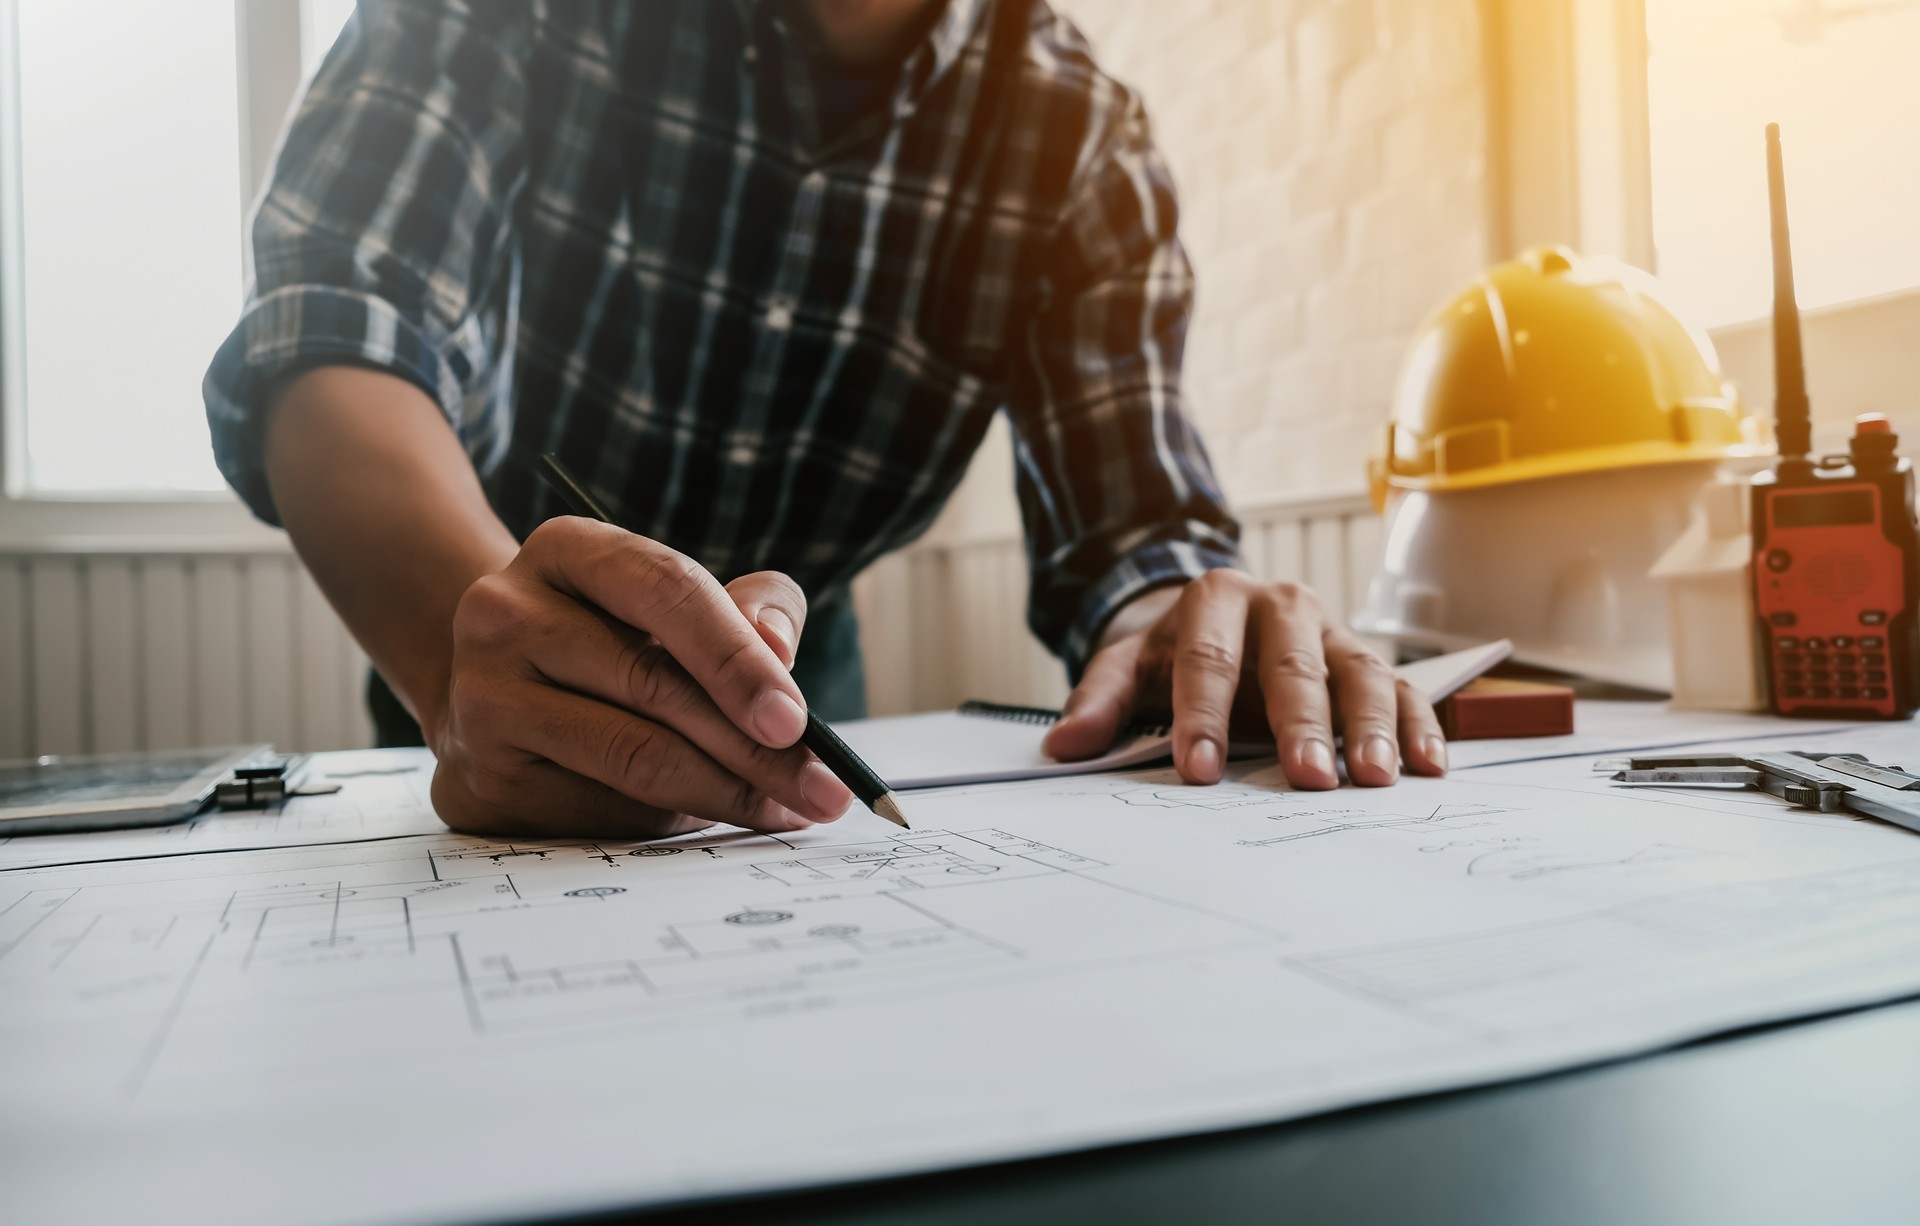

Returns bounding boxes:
[1774,488,1874,528]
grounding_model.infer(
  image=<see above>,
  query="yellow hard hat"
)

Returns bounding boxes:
[1368,245,1767,511]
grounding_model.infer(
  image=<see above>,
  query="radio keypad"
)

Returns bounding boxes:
[1771,622,1895,712]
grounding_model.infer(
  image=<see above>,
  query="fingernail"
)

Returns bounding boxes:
[1189,738,1223,781]
[751,689,807,745]
[756,607,796,666]
[1359,735,1399,782]
[1423,735,1449,773]
[1301,739,1336,781]
[800,761,853,817]
[755,796,808,829]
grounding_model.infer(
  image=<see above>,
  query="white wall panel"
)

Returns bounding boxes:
[84,559,141,753]
[3,492,1374,751]
[26,558,85,756]
[139,560,197,751]
[0,550,373,758]
[1303,518,1350,627]
[293,566,344,751]
[0,561,30,758]
[908,549,957,712]
[1343,513,1384,620]
[850,552,916,718]
[243,558,297,751]
[192,558,248,746]
[1263,520,1306,586]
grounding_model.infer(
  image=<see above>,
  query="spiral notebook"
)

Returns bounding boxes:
[829,640,1511,791]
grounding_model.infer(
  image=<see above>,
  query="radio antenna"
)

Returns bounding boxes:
[1766,122,1812,464]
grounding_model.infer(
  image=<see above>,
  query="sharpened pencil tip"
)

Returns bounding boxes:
[872,793,909,828]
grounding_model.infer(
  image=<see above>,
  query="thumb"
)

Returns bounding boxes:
[725,571,809,669]
[1043,635,1144,761]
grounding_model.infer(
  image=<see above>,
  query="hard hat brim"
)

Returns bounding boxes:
[1381,439,1766,495]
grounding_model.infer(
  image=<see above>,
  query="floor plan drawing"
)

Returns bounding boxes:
[1230,800,1522,847]
[8,756,1920,1226]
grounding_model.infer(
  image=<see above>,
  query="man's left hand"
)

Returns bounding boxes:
[1041,570,1448,789]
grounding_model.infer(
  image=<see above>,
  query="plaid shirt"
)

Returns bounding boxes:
[205,0,1239,671]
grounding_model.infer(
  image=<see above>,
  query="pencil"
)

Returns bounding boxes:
[794,710,908,827]
[535,453,909,828]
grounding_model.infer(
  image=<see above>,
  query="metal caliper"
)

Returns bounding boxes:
[1605,750,1920,836]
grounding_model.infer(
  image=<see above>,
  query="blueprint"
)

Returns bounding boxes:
[8,756,1920,1226]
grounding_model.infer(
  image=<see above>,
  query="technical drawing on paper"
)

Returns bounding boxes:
[14,761,1920,1226]
[18,767,1920,1226]
[1231,800,1523,847]
[1,824,1130,1044]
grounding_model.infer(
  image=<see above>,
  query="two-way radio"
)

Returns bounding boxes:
[1750,123,1918,719]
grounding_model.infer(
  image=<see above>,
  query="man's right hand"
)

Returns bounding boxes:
[264,367,852,840]
[427,517,853,837]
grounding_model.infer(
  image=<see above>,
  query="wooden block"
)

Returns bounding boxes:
[1436,677,1576,740]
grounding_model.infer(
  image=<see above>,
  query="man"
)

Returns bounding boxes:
[206,0,1446,838]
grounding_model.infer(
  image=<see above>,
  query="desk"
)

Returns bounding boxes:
[633,996,1920,1225]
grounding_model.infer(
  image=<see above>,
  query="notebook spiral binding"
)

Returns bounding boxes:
[957,700,1173,739]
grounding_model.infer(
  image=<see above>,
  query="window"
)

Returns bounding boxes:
[3,0,242,494]
[302,0,356,75]
[1646,0,1920,328]
[0,0,349,502]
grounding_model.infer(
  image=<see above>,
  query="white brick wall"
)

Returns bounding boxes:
[1061,0,1493,500]
[931,0,1496,538]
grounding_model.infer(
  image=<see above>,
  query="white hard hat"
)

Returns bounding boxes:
[1353,462,1724,692]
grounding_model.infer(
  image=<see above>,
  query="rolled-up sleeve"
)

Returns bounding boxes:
[1008,86,1241,677]
[204,0,529,524]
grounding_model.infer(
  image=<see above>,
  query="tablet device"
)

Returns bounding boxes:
[0,745,271,836]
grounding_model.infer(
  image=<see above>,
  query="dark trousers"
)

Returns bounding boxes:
[367,589,869,748]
